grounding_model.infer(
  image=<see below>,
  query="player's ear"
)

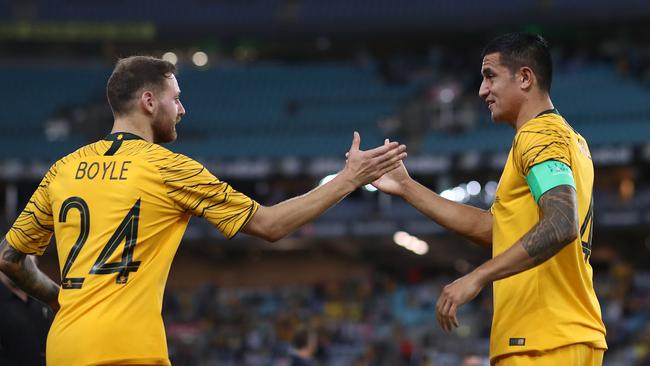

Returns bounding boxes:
[139,90,156,115]
[518,67,535,90]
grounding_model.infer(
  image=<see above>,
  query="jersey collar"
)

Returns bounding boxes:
[104,132,145,141]
[535,108,559,118]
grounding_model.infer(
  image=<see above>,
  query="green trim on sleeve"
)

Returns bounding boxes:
[525,160,575,203]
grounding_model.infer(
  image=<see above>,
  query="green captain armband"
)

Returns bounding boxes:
[525,160,575,203]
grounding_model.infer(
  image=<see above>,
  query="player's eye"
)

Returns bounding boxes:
[482,69,495,78]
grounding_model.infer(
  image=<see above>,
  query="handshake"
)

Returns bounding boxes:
[338,131,483,335]
[250,131,481,335]
[339,131,411,196]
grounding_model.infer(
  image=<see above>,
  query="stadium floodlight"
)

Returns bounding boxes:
[439,87,455,104]
[363,184,378,192]
[318,173,337,186]
[485,181,498,195]
[440,189,455,201]
[467,180,481,196]
[441,186,469,202]
[484,180,499,204]
[192,51,209,67]
[413,241,428,255]
[162,52,178,65]
[393,231,429,255]
[393,231,409,245]
[452,186,468,203]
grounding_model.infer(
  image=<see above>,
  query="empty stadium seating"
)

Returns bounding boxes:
[1,62,649,161]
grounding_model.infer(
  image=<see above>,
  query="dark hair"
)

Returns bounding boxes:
[106,56,176,116]
[292,327,315,349]
[482,32,553,92]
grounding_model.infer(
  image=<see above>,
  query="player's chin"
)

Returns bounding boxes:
[168,129,178,142]
[154,128,177,144]
[489,110,503,123]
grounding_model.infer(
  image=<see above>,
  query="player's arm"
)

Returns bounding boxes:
[472,161,579,281]
[0,238,59,311]
[475,185,578,274]
[436,161,578,331]
[372,154,492,248]
[242,133,407,242]
[399,176,492,248]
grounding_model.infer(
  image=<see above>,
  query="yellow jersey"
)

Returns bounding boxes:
[6,132,259,366]
[490,111,607,360]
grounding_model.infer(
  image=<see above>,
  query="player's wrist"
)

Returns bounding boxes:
[470,266,492,287]
[399,177,418,200]
[334,169,360,193]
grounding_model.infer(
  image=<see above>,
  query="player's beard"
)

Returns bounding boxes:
[152,110,179,144]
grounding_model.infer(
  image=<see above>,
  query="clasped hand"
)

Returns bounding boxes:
[343,132,407,187]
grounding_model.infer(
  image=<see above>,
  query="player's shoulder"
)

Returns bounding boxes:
[515,112,573,146]
[46,141,108,177]
[46,140,205,178]
[520,112,570,134]
[141,143,203,170]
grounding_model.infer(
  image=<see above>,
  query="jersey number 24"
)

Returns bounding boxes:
[58,197,142,289]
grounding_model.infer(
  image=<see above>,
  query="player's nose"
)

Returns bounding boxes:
[178,101,186,117]
[478,81,489,99]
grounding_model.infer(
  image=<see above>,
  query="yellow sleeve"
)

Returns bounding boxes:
[6,165,57,255]
[157,153,259,239]
[513,120,572,176]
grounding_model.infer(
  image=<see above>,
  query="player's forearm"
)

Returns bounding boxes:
[400,178,493,248]
[473,186,578,284]
[0,238,59,307]
[471,241,538,287]
[251,171,357,242]
[473,226,575,286]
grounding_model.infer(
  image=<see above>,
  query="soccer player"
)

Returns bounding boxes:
[0,56,407,366]
[372,33,607,365]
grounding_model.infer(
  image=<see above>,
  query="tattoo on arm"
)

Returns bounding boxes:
[0,238,59,304]
[521,185,579,265]
[1,239,22,263]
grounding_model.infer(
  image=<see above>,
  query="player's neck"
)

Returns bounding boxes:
[513,94,554,131]
[111,115,154,142]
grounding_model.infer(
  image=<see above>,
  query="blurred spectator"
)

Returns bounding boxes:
[459,353,486,366]
[0,256,53,366]
[290,326,318,366]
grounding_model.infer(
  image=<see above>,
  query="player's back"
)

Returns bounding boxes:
[6,132,258,365]
[46,133,188,365]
